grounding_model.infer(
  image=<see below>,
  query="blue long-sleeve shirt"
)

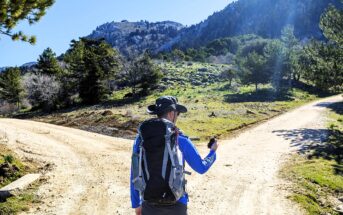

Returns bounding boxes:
[130,133,217,208]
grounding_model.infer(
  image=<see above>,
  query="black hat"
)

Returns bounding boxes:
[147,96,187,115]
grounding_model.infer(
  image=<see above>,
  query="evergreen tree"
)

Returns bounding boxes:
[320,4,343,46]
[280,25,301,87]
[37,47,62,76]
[64,38,120,104]
[171,49,185,62]
[63,39,86,98]
[263,40,284,91]
[130,53,163,95]
[301,40,343,92]
[0,0,54,44]
[299,3,343,92]
[220,69,236,87]
[238,52,269,91]
[0,67,24,107]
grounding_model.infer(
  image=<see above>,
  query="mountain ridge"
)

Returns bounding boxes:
[87,20,184,57]
[87,0,342,55]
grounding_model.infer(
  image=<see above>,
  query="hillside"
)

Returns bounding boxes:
[176,0,342,48]
[84,0,342,56]
[87,20,184,57]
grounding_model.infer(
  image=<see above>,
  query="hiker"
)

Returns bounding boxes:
[130,96,218,215]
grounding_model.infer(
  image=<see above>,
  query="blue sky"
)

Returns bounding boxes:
[0,0,233,67]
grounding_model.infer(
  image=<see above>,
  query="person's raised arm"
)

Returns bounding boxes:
[178,136,218,174]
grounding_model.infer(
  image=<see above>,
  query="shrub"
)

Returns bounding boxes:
[23,73,61,112]
[4,155,14,164]
[0,101,18,115]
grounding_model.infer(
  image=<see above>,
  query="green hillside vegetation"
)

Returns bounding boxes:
[27,61,324,142]
[281,102,343,215]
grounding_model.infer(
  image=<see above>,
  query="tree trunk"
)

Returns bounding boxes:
[255,83,258,91]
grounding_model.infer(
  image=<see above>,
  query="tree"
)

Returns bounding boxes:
[301,40,343,92]
[128,53,163,95]
[280,25,301,87]
[0,67,24,107]
[238,52,269,91]
[220,69,236,87]
[320,4,343,46]
[299,3,343,92]
[263,40,285,91]
[64,38,120,104]
[0,0,55,44]
[37,47,62,76]
[171,49,185,62]
[23,73,60,111]
[63,39,86,101]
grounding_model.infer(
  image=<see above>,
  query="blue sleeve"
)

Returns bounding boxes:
[178,136,216,174]
[130,136,141,208]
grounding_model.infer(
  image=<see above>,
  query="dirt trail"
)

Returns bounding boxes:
[0,95,341,215]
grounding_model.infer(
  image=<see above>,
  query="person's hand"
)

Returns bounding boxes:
[135,206,142,215]
[211,140,219,151]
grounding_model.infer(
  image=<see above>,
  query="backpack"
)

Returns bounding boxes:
[131,118,186,204]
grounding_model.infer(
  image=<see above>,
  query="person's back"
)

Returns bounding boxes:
[130,96,219,215]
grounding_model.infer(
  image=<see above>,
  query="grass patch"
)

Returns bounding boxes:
[0,144,40,214]
[281,101,343,215]
[0,145,29,188]
[0,182,40,215]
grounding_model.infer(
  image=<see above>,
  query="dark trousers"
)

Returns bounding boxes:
[142,201,187,215]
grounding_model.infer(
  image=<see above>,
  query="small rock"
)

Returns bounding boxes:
[190,137,200,141]
[123,92,134,98]
[334,205,343,214]
[246,110,256,114]
[102,110,113,116]
[209,112,216,117]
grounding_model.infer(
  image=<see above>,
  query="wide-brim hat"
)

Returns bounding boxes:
[147,96,187,115]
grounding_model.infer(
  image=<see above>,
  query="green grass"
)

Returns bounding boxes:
[292,159,343,192]
[281,101,343,215]
[0,145,39,214]
[0,146,28,188]
[0,183,40,215]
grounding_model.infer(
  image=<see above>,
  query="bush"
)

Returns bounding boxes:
[0,101,18,115]
[4,155,14,164]
[23,73,61,112]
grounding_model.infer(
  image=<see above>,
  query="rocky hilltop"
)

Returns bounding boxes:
[87,20,184,57]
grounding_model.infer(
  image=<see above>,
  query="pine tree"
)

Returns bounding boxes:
[280,25,301,87]
[131,53,163,95]
[320,4,343,46]
[299,3,343,92]
[64,38,120,104]
[0,67,24,107]
[238,52,269,91]
[0,0,55,44]
[37,47,62,76]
